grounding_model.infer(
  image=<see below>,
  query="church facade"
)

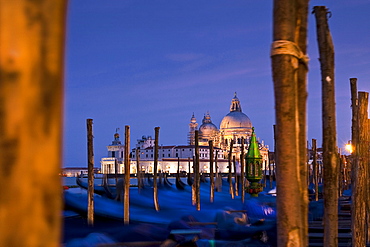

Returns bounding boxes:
[100,93,269,174]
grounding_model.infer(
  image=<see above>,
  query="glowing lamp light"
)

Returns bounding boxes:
[345,143,353,154]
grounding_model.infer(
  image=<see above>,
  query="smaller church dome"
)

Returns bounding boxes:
[199,112,218,137]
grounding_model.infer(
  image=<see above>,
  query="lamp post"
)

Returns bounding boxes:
[245,127,263,197]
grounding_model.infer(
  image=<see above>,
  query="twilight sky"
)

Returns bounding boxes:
[64,1,370,167]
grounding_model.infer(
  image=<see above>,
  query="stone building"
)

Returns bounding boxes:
[100,93,269,174]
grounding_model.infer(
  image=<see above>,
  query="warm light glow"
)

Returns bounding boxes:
[345,143,353,154]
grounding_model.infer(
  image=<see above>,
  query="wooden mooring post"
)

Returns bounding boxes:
[233,155,238,196]
[194,130,200,210]
[240,137,245,203]
[314,6,339,246]
[136,148,142,191]
[87,119,95,226]
[209,140,214,203]
[228,140,235,199]
[153,127,160,211]
[0,1,67,245]
[124,125,130,224]
[271,0,309,246]
[312,139,319,201]
[352,91,369,247]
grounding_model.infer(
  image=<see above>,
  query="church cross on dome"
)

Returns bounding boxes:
[230,92,242,112]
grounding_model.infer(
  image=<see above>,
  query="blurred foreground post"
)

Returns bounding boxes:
[87,119,94,226]
[0,1,67,245]
[271,0,309,245]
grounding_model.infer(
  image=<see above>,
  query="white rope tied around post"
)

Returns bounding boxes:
[270,40,309,69]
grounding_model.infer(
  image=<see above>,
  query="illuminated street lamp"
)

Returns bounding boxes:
[345,141,353,154]
[245,127,263,197]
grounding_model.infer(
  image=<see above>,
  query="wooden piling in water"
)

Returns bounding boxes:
[215,150,221,192]
[194,130,200,210]
[209,140,214,203]
[352,91,369,246]
[233,155,238,196]
[0,2,67,245]
[87,119,94,226]
[136,148,142,192]
[312,139,319,201]
[268,151,273,189]
[153,127,160,211]
[228,140,234,199]
[271,0,309,245]
[314,6,339,246]
[240,137,245,203]
[124,125,130,224]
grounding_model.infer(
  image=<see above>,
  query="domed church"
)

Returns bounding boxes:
[189,93,268,163]
[101,93,269,174]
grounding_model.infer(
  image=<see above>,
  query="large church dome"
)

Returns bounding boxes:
[220,93,252,130]
[220,111,252,129]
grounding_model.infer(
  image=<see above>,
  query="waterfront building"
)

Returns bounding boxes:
[100,93,270,174]
[100,131,124,174]
[189,93,269,166]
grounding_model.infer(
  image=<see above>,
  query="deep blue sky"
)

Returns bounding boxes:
[64,1,370,167]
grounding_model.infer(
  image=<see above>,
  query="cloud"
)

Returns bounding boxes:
[166,53,205,62]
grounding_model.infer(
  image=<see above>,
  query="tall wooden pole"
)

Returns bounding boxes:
[352,92,369,246]
[312,139,319,201]
[233,155,238,196]
[271,0,309,246]
[136,148,141,191]
[194,130,200,210]
[314,6,339,246]
[350,78,358,191]
[153,127,160,211]
[215,150,221,192]
[124,125,130,224]
[209,140,214,203]
[296,2,309,244]
[228,140,234,199]
[268,151,273,189]
[241,137,245,203]
[87,119,94,226]
[0,1,67,246]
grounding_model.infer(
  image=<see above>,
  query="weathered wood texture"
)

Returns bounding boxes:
[124,125,130,223]
[352,92,369,246]
[314,6,339,247]
[153,127,160,211]
[271,0,309,246]
[0,1,67,246]
[87,119,94,226]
